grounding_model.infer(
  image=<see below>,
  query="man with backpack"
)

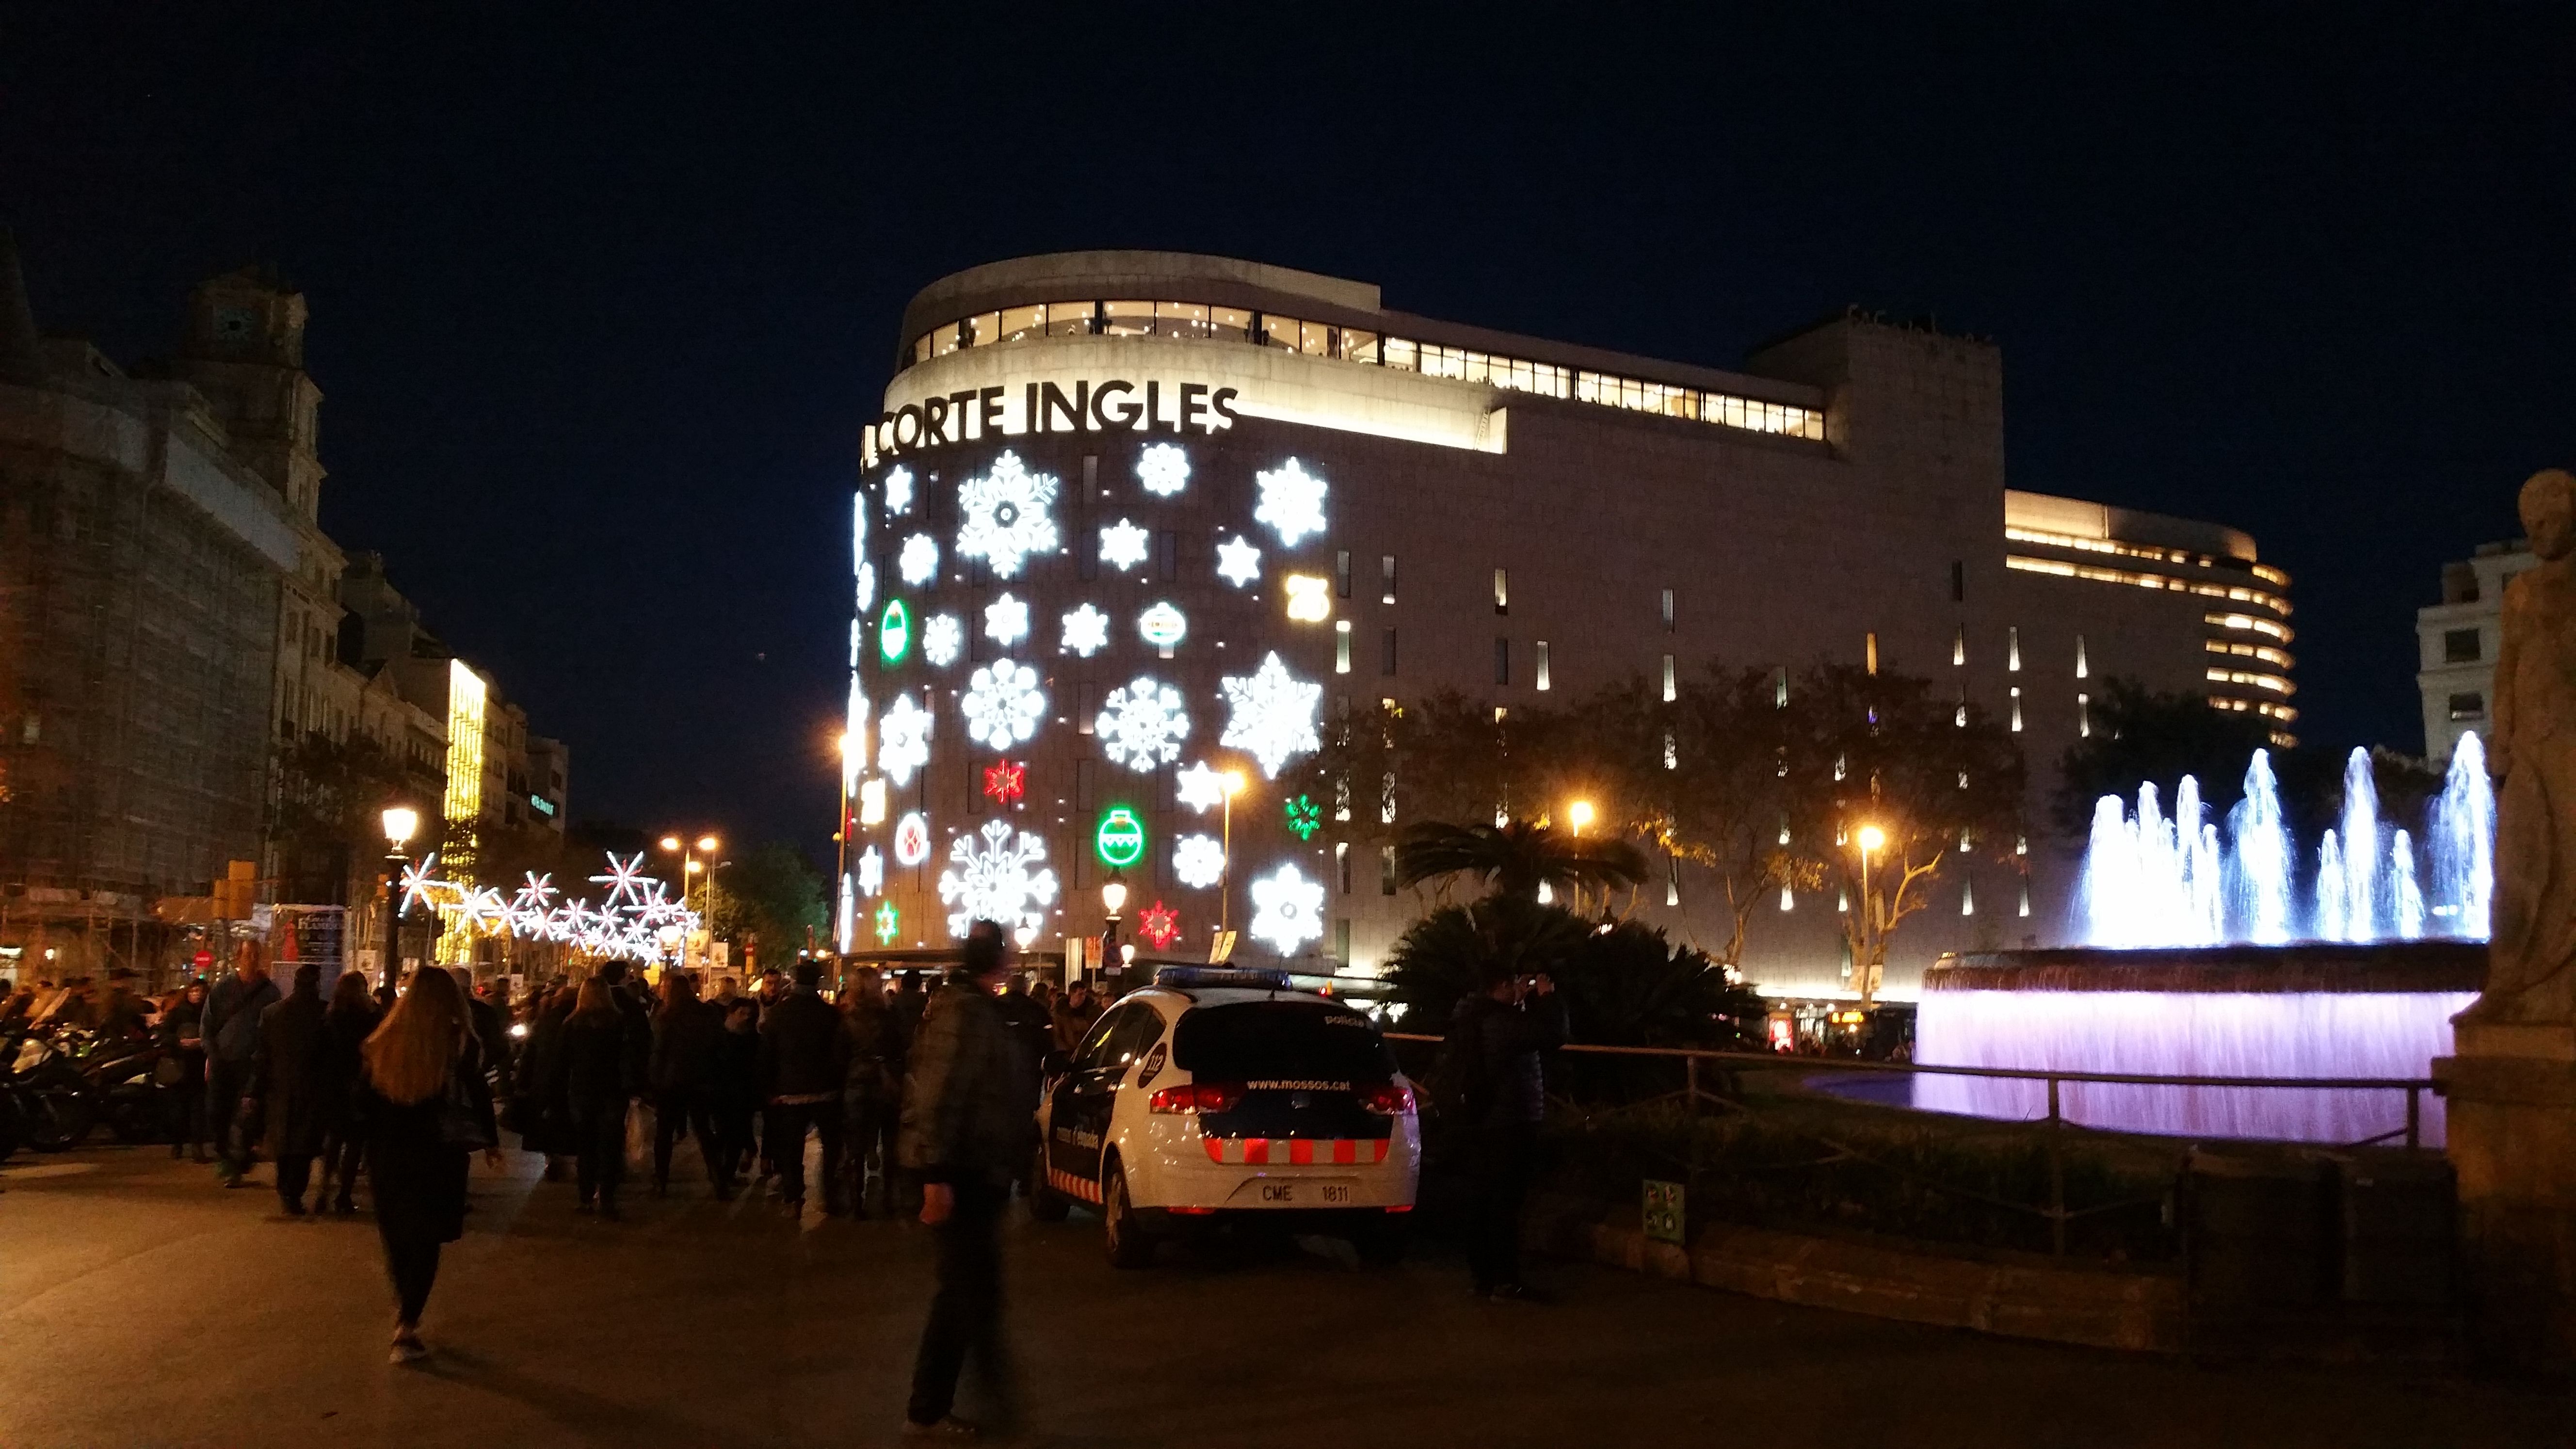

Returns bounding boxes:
[1440,966,1567,1302]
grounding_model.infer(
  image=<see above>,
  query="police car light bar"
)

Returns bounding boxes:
[1153,965,1292,991]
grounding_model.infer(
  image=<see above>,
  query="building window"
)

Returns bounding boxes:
[1961,877,1976,917]
[1381,628,1398,676]
[1951,559,1965,603]
[1666,854,1680,907]
[2019,878,2032,918]
[1662,654,1677,703]
[1866,632,1879,676]
[2010,687,2024,732]
[1493,568,1509,615]
[1380,555,1397,604]
[2075,633,2090,679]
[1335,549,1352,599]
[1773,667,1788,708]
[1336,841,1351,894]
[1953,626,1966,668]
[2444,628,2482,664]
[1535,641,1551,691]
[1495,638,1511,686]
[1380,845,1398,896]
[1660,587,1675,631]
[1335,620,1352,675]
[1335,918,1351,967]
[2008,626,2022,672]
[2077,692,2092,738]
[2450,692,2487,721]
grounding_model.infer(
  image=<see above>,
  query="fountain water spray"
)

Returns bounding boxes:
[2338,747,2381,942]
[2430,732,2496,937]
[2229,749,2294,944]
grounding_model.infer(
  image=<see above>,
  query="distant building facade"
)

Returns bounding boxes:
[2416,539,2531,764]
[843,251,2293,999]
[0,235,564,980]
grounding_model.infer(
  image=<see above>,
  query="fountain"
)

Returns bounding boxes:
[1917,741,2496,1146]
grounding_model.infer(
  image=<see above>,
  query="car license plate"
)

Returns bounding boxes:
[1249,1179,1355,1206]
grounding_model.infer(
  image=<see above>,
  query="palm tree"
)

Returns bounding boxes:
[1394,818,1649,908]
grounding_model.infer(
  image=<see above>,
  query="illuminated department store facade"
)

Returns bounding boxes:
[839,252,2293,999]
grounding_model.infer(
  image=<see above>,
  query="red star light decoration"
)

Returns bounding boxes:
[982,758,1027,805]
[1138,900,1180,950]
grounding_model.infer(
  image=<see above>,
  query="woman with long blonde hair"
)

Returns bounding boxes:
[359,967,500,1364]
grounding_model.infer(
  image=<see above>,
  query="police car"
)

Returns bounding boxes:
[1030,966,1421,1268]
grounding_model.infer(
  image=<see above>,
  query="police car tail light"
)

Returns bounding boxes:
[1359,1082,1417,1116]
[1149,1081,1245,1114]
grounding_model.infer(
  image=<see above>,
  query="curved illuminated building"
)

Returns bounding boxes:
[843,251,2293,999]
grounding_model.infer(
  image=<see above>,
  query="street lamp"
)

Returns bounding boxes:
[1100,871,1128,969]
[1218,770,1247,933]
[380,805,419,985]
[1567,800,1595,838]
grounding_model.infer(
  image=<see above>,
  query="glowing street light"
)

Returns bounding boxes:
[382,806,420,850]
[1855,823,1887,1008]
[379,805,420,983]
[1567,800,1595,838]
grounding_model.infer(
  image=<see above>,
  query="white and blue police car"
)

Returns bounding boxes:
[1030,966,1421,1268]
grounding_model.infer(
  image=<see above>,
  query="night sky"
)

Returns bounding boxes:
[5,5,2569,862]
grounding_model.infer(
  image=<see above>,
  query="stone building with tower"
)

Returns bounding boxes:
[0,234,564,981]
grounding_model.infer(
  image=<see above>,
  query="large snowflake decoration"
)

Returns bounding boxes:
[509,871,559,926]
[984,592,1030,646]
[883,465,914,515]
[1099,518,1151,572]
[851,490,869,568]
[1097,675,1191,772]
[1138,900,1180,950]
[397,853,448,916]
[856,845,884,897]
[1176,761,1232,814]
[938,819,1059,938]
[954,450,1060,579]
[855,562,877,614]
[921,613,963,667]
[899,533,940,586]
[875,901,902,944]
[1215,534,1263,588]
[457,886,510,935]
[591,852,650,909]
[1220,651,1322,777]
[1248,864,1326,955]
[878,691,931,784]
[962,661,1045,750]
[1137,442,1190,497]
[1061,603,1109,657]
[1254,459,1328,547]
[1174,834,1227,890]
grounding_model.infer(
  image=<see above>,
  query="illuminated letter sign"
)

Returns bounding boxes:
[865,376,1241,465]
[1095,806,1148,869]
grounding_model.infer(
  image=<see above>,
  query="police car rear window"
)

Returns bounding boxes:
[1170,1002,1397,1083]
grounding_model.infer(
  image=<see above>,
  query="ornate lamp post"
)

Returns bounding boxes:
[380,805,419,985]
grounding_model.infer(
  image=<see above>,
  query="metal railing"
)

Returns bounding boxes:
[1385,1033,2437,1256]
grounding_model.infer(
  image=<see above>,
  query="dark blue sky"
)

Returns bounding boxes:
[5,3,2569,856]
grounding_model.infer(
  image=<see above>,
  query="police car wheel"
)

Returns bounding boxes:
[1102,1163,1156,1270]
[1028,1142,1070,1223]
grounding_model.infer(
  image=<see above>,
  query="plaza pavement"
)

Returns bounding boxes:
[1,1145,2567,1449]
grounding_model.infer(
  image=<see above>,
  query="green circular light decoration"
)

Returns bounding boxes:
[1284,794,1320,841]
[1095,805,1147,869]
[879,599,911,665]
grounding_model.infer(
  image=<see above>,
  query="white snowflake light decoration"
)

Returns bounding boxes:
[955,450,1060,579]
[1099,518,1151,572]
[1248,864,1326,955]
[852,490,868,565]
[962,661,1045,750]
[884,465,914,515]
[856,845,884,897]
[1254,459,1328,547]
[1220,651,1322,777]
[921,613,963,667]
[1176,761,1232,814]
[1137,442,1190,497]
[1097,675,1191,772]
[591,852,650,909]
[899,533,940,586]
[1061,603,1110,657]
[1174,833,1228,890]
[878,691,931,784]
[984,592,1030,646]
[938,819,1060,938]
[1216,534,1263,588]
[855,562,877,614]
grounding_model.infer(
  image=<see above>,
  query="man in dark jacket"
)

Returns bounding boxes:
[248,963,330,1214]
[991,974,1054,1197]
[202,945,279,1187]
[1448,966,1567,1301]
[899,922,1033,1436]
[757,962,851,1215]
[649,977,726,1196]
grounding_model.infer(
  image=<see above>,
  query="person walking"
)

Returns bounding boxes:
[247,963,331,1215]
[647,971,724,1197]
[991,973,1054,1199]
[513,985,577,1179]
[757,962,850,1216]
[899,921,1035,1437]
[838,966,901,1218]
[316,971,381,1213]
[708,996,759,1197]
[553,979,635,1218]
[356,966,500,1364]
[159,979,210,1161]
[202,945,278,1187]
[1444,966,1567,1302]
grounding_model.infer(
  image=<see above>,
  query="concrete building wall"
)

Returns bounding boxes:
[2417,542,2529,763]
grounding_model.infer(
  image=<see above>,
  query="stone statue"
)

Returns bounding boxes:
[2473,467,2576,1026]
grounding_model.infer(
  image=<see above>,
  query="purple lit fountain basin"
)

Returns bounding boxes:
[1912,941,2484,1147]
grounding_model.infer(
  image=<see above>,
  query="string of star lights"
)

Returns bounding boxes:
[395,851,698,964]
